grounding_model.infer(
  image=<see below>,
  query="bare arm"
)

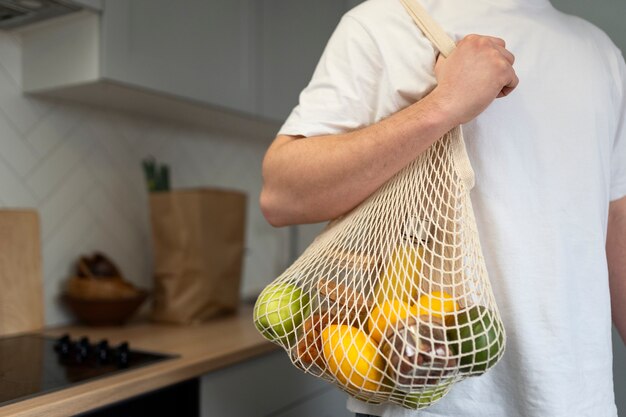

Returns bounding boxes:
[261,35,518,226]
[608,196,626,344]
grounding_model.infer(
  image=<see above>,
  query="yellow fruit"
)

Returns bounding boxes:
[367,300,418,343]
[375,244,423,303]
[417,291,458,317]
[321,325,384,392]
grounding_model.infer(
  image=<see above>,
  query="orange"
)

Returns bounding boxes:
[417,291,458,317]
[321,324,384,392]
[367,299,418,343]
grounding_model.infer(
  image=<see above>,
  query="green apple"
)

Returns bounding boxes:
[445,306,505,374]
[401,382,451,409]
[253,282,309,345]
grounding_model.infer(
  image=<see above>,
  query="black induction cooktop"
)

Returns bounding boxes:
[0,333,174,408]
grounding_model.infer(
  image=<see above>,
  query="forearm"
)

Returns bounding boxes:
[260,90,456,226]
[607,196,626,344]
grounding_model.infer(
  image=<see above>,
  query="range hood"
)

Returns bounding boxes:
[0,0,82,29]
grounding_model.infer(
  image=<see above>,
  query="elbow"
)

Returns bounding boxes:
[260,187,291,227]
[260,185,320,227]
[261,186,342,227]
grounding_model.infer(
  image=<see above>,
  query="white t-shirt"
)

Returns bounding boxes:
[279,0,626,416]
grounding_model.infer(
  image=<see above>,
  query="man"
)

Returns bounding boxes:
[260,0,626,415]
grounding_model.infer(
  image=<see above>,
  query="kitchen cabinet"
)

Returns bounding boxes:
[19,1,278,138]
[79,379,200,417]
[200,350,351,417]
[102,0,258,115]
[346,0,366,8]
[272,388,353,417]
[19,0,364,132]
[21,0,257,115]
[258,0,366,121]
[257,0,346,121]
[73,0,102,11]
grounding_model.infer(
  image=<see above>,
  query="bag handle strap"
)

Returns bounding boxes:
[399,0,476,190]
[399,0,456,57]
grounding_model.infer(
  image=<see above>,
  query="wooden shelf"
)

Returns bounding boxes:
[0,305,278,417]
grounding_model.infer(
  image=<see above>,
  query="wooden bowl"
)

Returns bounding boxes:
[66,276,139,300]
[62,290,148,326]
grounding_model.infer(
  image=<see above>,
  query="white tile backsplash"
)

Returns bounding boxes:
[0,31,286,326]
[0,108,38,177]
[26,104,85,158]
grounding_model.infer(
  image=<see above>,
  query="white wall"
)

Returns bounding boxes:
[551,0,626,53]
[0,30,288,326]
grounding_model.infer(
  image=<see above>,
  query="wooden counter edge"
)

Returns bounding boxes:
[0,307,280,417]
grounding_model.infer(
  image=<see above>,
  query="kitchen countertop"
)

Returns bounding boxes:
[0,304,278,417]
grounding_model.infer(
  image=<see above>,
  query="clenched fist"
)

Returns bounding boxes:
[430,34,519,125]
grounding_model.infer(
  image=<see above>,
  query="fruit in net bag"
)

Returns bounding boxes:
[445,305,504,373]
[368,299,418,344]
[294,308,350,369]
[381,315,457,390]
[375,243,423,303]
[321,324,384,392]
[295,312,329,370]
[417,291,459,317]
[254,282,310,344]
[401,380,453,409]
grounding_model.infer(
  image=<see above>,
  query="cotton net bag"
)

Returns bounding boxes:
[254,0,506,409]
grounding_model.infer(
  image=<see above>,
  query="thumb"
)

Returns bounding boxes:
[434,53,446,74]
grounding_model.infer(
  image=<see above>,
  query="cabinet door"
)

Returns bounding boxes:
[258,0,345,122]
[274,387,353,417]
[74,0,103,10]
[200,350,331,417]
[345,0,366,9]
[102,0,257,115]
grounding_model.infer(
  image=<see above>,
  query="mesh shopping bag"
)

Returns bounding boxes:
[254,0,506,409]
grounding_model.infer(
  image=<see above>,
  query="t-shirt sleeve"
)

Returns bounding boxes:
[611,50,626,201]
[278,15,383,138]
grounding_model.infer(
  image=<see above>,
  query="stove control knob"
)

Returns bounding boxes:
[79,336,90,348]
[75,337,90,362]
[96,340,110,363]
[54,334,71,356]
[116,342,129,368]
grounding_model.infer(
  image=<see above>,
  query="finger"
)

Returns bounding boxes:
[434,52,445,71]
[497,72,519,97]
[494,44,515,65]
[507,70,520,90]
[462,34,504,46]
[481,35,506,48]
[497,88,513,98]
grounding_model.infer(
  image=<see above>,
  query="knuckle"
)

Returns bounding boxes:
[490,49,502,59]
[478,37,491,47]
[498,58,510,70]
[465,34,483,48]
[499,71,512,85]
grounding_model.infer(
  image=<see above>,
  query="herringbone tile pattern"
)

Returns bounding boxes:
[0,31,287,326]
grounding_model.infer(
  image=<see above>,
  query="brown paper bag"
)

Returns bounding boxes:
[149,188,246,324]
